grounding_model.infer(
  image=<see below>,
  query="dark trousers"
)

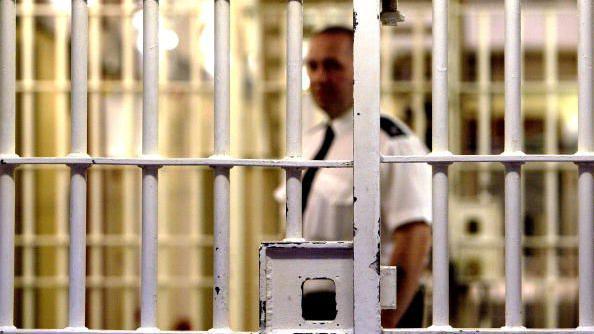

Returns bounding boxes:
[301,288,425,327]
[395,288,425,328]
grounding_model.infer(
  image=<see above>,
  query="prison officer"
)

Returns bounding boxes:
[275,26,432,328]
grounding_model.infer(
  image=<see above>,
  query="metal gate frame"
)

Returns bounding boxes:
[1,0,594,333]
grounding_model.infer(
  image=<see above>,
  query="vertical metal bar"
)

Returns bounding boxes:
[504,0,524,328]
[284,0,303,240]
[20,0,35,328]
[430,0,451,328]
[353,0,381,332]
[0,0,16,330]
[544,10,559,329]
[577,165,593,328]
[213,0,231,330]
[0,171,15,330]
[504,0,522,153]
[140,0,159,330]
[433,0,448,155]
[0,0,14,157]
[578,0,594,328]
[71,0,89,156]
[67,170,88,329]
[67,0,90,329]
[431,164,450,327]
[504,163,523,327]
[88,0,103,328]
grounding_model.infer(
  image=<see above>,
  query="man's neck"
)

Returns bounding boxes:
[326,106,353,120]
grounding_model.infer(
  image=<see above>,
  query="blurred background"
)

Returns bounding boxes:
[11,0,587,331]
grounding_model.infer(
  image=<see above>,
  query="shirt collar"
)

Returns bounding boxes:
[326,108,353,136]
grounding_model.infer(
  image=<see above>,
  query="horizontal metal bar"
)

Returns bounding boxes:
[4,155,594,167]
[15,79,582,96]
[382,154,594,164]
[15,80,213,94]
[13,276,213,289]
[1,157,353,167]
[13,234,213,247]
[14,3,223,17]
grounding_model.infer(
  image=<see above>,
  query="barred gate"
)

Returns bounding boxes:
[0,0,593,333]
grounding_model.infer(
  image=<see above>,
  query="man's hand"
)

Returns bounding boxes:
[381,221,431,328]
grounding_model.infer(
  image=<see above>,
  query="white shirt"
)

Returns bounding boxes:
[275,111,432,265]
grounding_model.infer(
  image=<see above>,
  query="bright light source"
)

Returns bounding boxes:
[50,0,70,12]
[161,29,179,51]
[135,28,180,52]
[132,10,179,52]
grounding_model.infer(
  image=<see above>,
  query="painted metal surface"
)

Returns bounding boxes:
[0,0,16,330]
[284,0,304,241]
[577,0,594,330]
[430,0,451,329]
[259,242,354,333]
[353,0,382,333]
[67,0,90,329]
[504,0,524,328]
[5,155,594,166]
[140,0,160,330]
[0,0,593,333]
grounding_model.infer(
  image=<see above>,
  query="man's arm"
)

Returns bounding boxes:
[381,220,431,328]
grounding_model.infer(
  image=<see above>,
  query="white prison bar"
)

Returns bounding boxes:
[213,0,231,330]
[353,0,381,332]
[578,0,594,329]
[1,156,352,167]
[0,0,16,330]
[13,234,214,247]
[284,0,304,241]
[140,0,159,330]
[430,0,451,329]
[67,0,90,329]
[6,154,594,166]
[504,0,524,329]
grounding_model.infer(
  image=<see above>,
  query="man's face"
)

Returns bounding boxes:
[305,33,354,119]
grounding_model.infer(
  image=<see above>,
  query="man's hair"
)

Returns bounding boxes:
[313,26,354,44]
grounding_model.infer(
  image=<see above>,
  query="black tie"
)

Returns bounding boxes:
[302,125,335,213]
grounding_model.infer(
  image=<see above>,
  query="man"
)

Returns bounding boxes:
[276,26,432,328]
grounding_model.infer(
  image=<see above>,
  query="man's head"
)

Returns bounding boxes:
[305,26,354,119]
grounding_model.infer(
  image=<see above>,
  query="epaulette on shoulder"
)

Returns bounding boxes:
[380,116,406,138]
